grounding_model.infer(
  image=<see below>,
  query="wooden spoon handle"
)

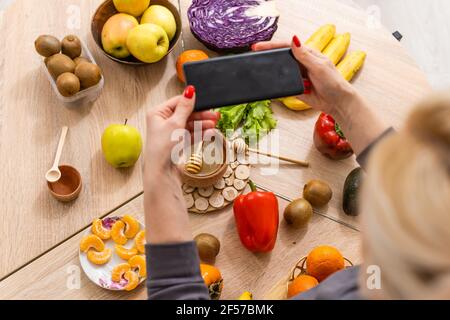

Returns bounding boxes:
[52,126,68,169]
[248,148,309,167]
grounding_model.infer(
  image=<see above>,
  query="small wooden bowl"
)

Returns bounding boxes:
[47,165,82,202]
[91,0,182,65]
[180,133,229,188]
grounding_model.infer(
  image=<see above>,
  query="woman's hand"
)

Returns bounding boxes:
[144,86,220,244]
[253,36,389,155]
[253,37,355,115]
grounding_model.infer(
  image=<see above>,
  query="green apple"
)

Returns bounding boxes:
[102,13,139,59]
[126,24,169,63]
[101,122,143,168]
[113,0,150,17]
[141,5,177,41]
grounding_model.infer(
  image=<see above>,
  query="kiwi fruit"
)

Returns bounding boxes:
[61,35,82,59]
[56,72,80,97]
[35,35,61,57]
[74,56,90,66]
[47,53,76,79]
[303,180,333,207]
[284,199,313,228]
[194,233,220,262]
[74,62,102,89]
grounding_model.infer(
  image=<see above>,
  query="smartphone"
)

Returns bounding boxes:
[183,48,304,111]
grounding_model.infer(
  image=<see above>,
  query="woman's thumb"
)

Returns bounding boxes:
[173,85,196,124]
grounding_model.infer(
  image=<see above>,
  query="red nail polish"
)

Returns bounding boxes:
[293,35,301,48]
[303,79,312,88]
[184,85,195,99]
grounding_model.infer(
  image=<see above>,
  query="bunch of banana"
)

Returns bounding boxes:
[279,24,366,111]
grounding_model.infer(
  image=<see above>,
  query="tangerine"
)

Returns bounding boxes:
[122,215,140,239]
[91,218,111,240]
[306,245,345,282]
[135,230,146,254]
[287,275,319,298]
[115,244,138,260]
[79,234,105,253]
[111,220,127,245]
[176,50,209,83]
[124,270,140,291]
[87,248,112,265]
[129,255,146,278]
[112,263,131,283]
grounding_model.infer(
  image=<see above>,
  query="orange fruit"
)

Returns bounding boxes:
[129,255,146,278]
[87,248,112,265]
[176,50,209,83]
[111,220,127,245]
[79,235,105,253]
[306,245,345,282]
[115,244,138,260]
[91,219,111,240]
[124,270,140,291]
[200,264,223,300]
[287,275,319,298]
[135,230,146,254]
[122,215,140,239]
[111,263,131,283]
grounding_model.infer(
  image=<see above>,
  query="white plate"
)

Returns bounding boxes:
[79,216,146,291]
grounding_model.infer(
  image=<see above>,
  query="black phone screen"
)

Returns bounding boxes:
[183,48,304,111]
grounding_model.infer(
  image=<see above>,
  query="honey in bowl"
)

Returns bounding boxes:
[47,165,82,202]
[190,140,224,176]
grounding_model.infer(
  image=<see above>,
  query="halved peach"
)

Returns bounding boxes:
[111,220,127,245]
[87,248,112,265]
[135,230,146,254]
[80,235,105,253]
[122,215,140,239]
[129,255,146,278]
[124,270,140,291]
[111,263,131,283]
[91,218,111,240]
[115,244,138,260]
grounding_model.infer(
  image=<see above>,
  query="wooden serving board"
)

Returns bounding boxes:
[0,0,431,283]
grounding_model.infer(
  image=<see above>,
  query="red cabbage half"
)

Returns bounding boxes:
[188,0,280,53]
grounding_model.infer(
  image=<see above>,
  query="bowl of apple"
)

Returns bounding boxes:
[91,0,182,65]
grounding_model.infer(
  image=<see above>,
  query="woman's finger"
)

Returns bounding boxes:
[186,120,217,132]
[172,86,196,125]
[251,40,290,51]
[291,35,319,70]
[187,111,220,122]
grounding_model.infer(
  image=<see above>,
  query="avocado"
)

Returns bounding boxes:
[343,167,364,216]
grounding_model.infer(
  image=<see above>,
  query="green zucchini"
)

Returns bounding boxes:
[343,168,363,216]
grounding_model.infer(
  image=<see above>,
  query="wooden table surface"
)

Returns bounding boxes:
[0,0,431,298]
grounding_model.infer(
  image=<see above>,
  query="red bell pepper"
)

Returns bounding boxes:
[233,181,279,253]
[314,113,353,160]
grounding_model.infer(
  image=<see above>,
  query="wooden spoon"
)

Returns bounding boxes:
[46,126,69,183]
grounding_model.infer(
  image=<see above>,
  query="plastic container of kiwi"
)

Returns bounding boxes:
[43,40,104,108]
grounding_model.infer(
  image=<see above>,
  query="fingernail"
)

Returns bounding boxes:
[184,85,195,99]
[251,44,256,51]
[303,79,312,88]
[216,112,221,120]
[293,35,301,48]
[304,88,312,95]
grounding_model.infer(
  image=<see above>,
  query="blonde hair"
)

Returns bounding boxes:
[360,92,450,299]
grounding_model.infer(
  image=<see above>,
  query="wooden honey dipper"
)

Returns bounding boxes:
[185,141,204,174]
[232,138,309,167]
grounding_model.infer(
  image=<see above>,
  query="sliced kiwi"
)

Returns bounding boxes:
[61,35,82,59]
[47,54,76,79]
[35,35,61,57]
[74,62,102,89]
[56,72,80,97]
[73,56,90,66]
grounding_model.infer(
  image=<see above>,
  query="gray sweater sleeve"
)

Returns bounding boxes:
[145,242,210,300]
